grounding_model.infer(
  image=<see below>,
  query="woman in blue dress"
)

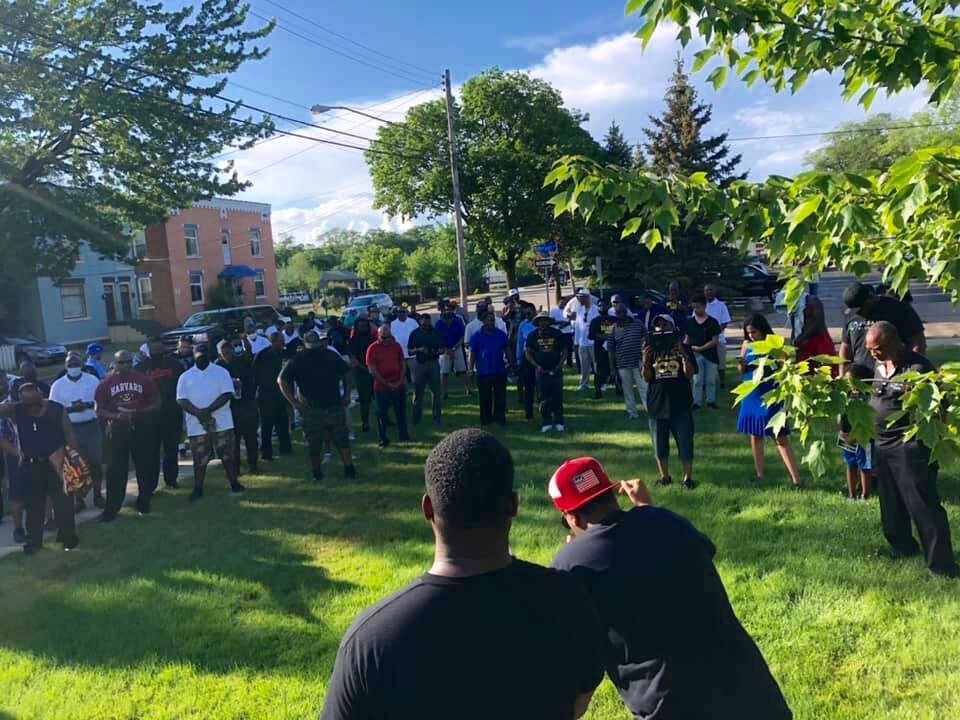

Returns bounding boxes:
[737,314,802,486]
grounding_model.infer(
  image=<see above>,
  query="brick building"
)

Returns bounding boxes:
[135,198,279,328]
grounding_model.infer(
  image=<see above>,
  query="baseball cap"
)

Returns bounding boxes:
[548,457,616,513]
[533,311,551,323]
[843,281,872,310]
[577,287,591,297]
[86,342,104,354]
[610,294,623,303]
[303,329,326,347]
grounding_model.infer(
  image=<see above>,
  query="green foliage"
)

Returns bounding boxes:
[0,0,273,315]
[630,0,960,107]
[277,252,322,294]
[405,246,440,288]
[356,244,406,291]
[204,281,239,310]
[806,102,960,173]
[366,68,601,286]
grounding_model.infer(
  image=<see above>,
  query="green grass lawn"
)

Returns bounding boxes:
[2,350,960,719]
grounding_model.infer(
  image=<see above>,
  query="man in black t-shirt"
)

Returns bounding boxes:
[279,331,357,482]
[253,332,292,460]
[407,313,444,427]
[684,294,722,409]
[842,282,925,366]
[866,322,958,577]
[588,303,617,399]
[525,312,566,431]
[216,340,259,474]
[547,457,793,719]
[643,315,698,489]
[322,429,605,719]
[137,337,185,489]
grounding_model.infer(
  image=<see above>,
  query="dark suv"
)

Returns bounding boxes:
[161,305,286,352]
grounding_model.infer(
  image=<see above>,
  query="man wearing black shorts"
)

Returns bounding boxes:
[322,429,605,719]
[279,330,357,482]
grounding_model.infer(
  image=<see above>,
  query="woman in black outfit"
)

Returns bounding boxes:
[0,383,80,554]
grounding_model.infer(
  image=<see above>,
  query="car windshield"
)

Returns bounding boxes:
[347,296,383,309]
[2,336,38,344]
[183,312,219,327]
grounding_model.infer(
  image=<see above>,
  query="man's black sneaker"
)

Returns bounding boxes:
[136,497,151,515]
[931,563,960,579]
[656,476,672,486]
[378,440,390,448]
[63,539,79,551]
[165,480,181,489]
[889,545,921,560]
[312,468,325,483]
[189,487,204,502]
[682,478,697,490]
[707,402,719,409]
[261,455,274,462]
[12,527,26,544]
[691,403,701,410]
[344,464,358,480]
[96,513,116,523]
[230,483,246,495]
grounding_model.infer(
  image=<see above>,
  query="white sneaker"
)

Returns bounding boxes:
[322,452,333,464]
[553,424,565,432]
[541,424,552,433]
[348,432,356,441]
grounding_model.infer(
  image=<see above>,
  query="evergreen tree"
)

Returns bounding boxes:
[632,146,648,171]
[603,121,634,168]
[634,55,745,292]
[643,55,745,186]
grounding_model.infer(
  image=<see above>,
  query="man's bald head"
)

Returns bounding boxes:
[378,323,393,341]
[866,321,902,362]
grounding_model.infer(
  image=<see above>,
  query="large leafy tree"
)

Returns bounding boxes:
[806,101,960,173]
[366,68,601,287]
[0,0,273,323]
[357,244,406,291]
[547,0,960,467]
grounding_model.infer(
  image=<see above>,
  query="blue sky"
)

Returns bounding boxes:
[219,0,928,241]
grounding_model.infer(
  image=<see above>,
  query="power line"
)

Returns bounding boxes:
[249,9,438,88]
[725,120,957,143]
[0,46,422,160]
[256,0,437,78]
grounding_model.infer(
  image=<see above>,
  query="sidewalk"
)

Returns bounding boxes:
[0,459,196,559]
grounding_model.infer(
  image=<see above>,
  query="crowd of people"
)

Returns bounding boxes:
[0,278,955,580]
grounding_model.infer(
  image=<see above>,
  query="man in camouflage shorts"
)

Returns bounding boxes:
[279,330,358,482]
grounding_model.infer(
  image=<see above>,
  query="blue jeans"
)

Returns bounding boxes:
[693,355,718,405]
[649,411,695,462]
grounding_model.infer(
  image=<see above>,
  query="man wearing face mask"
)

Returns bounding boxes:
[0,383,81,554]
[50,352,105,510]
[94,350,160,519]
[176,343,245,499]
[136,337,186,490]
[216,339,260,475]
[243,317,270,357]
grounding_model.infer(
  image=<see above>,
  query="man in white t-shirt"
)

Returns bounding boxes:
[567,288,600,391]
[704,285,731,389]
[243,317,270,356]
[390,306,420,377]
[50,352,104,510]
[176,343,245,500]
[549,305,574,368]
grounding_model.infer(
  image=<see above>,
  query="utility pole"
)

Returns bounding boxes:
[444,69,469,309]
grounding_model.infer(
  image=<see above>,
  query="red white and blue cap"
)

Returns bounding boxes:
[548,457,616,513]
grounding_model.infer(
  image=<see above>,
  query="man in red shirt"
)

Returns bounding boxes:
[94,350,160,520]
[365,324,409,448]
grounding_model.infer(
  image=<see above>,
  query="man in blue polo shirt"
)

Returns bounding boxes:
[469,313,509,425]
[435,309,469,400]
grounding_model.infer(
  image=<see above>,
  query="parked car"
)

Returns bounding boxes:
[736,264,784,302]
[0,334,68,366]
[340,293,394,320]
[161,305,289,352]
[279,290,311,305]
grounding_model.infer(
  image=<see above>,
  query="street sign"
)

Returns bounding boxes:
[535,259,555,268]
[535,241,558,255]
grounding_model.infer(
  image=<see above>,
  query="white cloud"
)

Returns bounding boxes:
[229,26,934,239]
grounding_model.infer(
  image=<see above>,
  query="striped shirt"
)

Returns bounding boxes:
[612,320,646,370]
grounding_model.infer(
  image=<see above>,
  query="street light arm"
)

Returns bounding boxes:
[311,104,398,126]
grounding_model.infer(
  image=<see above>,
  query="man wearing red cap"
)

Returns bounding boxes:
[548,457,792,720]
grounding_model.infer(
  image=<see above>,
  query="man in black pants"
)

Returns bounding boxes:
[216,339,259,474]
[525,312,566,433]
[866,322,959,577]
[253,331,292,460]
[136,337,185,489]
[547,458,792,719]
[94,351,160,518]
[0,383,80,554]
